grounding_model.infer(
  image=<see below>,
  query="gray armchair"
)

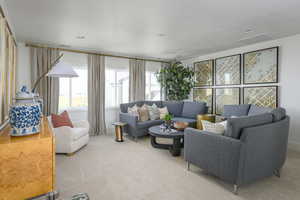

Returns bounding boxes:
[184,105,290,194]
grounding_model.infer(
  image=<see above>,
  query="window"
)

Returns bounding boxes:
[105,57,129,133]
[58,52,88,111]
[145,61,162,100]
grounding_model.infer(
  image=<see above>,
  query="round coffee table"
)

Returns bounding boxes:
[148,125,184,156]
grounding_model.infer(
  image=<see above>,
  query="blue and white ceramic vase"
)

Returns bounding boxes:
[9,86,42,136]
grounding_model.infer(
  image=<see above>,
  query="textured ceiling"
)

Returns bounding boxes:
[5,0,300,60]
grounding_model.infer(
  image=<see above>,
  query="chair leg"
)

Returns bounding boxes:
[187,162,190,171]
[274,169,281,178]
[66,152,75,156]
[233,184,239,195]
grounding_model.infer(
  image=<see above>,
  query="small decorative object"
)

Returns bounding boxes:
[163,114,173,130]
[9,86,42,136]
[193,88,213,114]
[243,86,278,108]
[156,61,194,101]
[173,121,188,131]
[243,47,278,84]
[71,193,90,200]
[215,54,241,86]
[194,59,214,86]
[215,88,240,115]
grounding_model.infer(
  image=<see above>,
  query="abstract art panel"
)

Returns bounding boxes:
[243,47,278,84]
[243,86,278,108]
[194,60,213,86]
[215,54,241,85]
[215,88,240,115]
[193,88,213,114]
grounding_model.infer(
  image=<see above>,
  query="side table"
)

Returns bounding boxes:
[112,122,127,142]
[196,114,216,130]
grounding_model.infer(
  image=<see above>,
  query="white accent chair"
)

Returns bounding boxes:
[48,114,89,155]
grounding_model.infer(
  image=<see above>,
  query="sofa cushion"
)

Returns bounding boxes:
[72,128,89,141]
[162,101,184,117]
[223,104,250,118]
[247,105,273,116]
[137,120,164,129]
[181,101,207,119]
[225,113,273,139]
[172,117,197,124]
[270,107,286,122]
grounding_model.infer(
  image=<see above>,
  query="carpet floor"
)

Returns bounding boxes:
[56,135,300,200]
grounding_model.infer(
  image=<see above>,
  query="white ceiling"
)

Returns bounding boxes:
[5,0,300,60]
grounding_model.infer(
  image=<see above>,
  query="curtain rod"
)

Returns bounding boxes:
[0,6,17,46]
[26,43,171,64]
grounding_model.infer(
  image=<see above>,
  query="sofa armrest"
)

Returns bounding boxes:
[73,120,89,129]
[119,112,138,127]
[52,126,74,141]
[184,128,241,183]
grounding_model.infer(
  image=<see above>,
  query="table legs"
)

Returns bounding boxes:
[150,135,183,156]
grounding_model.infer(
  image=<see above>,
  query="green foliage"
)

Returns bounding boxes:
[163,114,173,121]
[156,61,194,101]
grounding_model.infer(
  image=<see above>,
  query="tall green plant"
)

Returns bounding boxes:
[156,61,194,101]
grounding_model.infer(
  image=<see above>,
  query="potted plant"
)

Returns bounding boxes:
[163,114,173,129]
[156,61,194,101]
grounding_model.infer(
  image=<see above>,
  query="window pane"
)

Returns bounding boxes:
[146,61,161,100]
[59,78,70,110]
[71,68,88,107]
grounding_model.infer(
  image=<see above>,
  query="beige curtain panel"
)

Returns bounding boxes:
[30,47,60,116]
[0,16,17,127]
[88,54,106,136]
[129,59,146,101]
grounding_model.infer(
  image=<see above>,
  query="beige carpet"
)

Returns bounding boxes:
[56,135,300,200]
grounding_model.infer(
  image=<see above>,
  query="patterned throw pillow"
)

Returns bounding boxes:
[51,111,74,128]
[128,104,140,120]
[201,120,227,135]
[148,104,160,120]
[158,106,169,119]
[138,104,150,122]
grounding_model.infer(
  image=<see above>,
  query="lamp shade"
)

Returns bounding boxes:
[46,62,79,78]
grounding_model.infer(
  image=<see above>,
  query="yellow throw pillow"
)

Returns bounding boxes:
[159,106,169,119]
[138,104,150,122]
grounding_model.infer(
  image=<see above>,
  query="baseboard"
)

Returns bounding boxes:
[288,141,300,152]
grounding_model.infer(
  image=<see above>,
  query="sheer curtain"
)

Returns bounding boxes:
[105,57,129,134]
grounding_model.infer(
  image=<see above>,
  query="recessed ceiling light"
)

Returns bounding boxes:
[157,33,166,37]
[76,36,85,39]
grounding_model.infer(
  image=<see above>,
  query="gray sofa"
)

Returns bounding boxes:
[120,100,207,139]
[184,104,290,194]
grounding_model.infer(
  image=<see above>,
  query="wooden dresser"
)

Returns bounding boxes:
[0,117,55,200]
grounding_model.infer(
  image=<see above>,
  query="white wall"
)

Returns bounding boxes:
[16,43,31,89]
[182,34,300,151]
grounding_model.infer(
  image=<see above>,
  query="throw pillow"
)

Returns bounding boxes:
[201,120,226,135]
[128,104,140,120]
[51,111,74,128]
[138,104,150,122]
[158,106,169,119]
[148,104,160,120]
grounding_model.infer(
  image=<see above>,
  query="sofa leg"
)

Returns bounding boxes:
[274,169,281,178]
[233,184,238,195]
[187,162,190,171]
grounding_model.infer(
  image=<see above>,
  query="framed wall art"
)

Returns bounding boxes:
[194,59,214,86]
[243,86,278,108]
[193,88,213,114]
[215,54,241,86]
[243,47,278,84]
[215,87,240,115]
